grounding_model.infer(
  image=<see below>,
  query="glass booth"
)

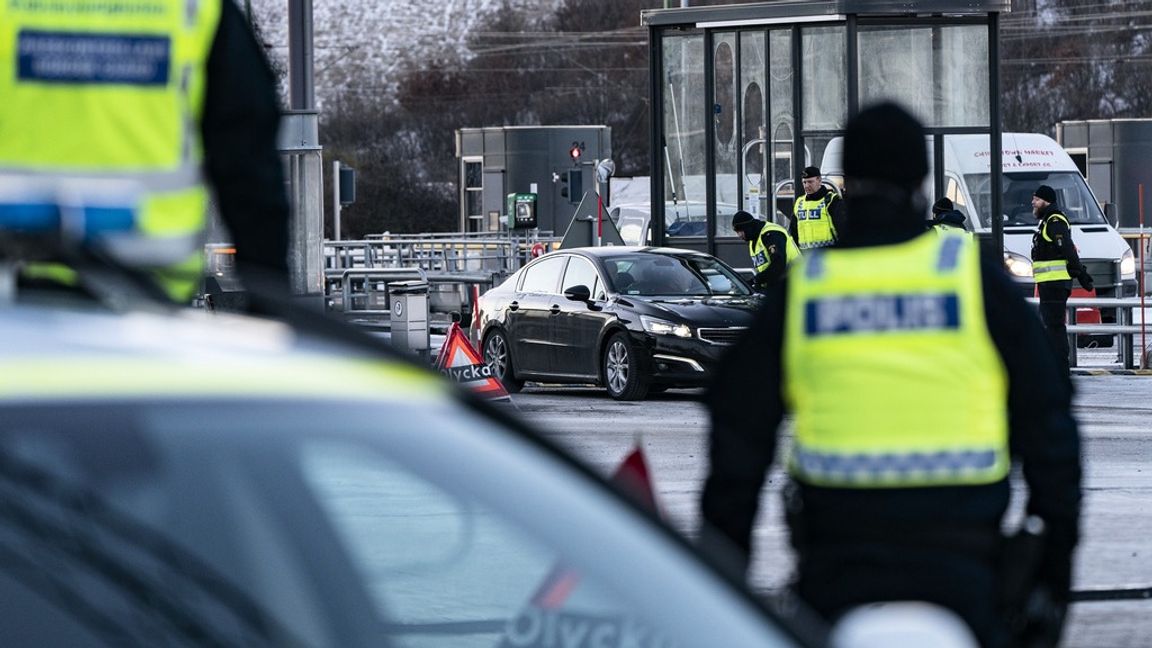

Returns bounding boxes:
[642,1,1010,268]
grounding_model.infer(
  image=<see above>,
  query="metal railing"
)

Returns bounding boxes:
[323,231,561,332]
[1028,296,1150,369]
[327,266,502,333]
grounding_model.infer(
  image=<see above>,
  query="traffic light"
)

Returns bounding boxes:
[559,172,569,200]
[566,169,583,205]
[569,144,582,163]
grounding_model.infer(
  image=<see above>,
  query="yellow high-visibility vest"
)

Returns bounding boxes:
[783,231,1010,488]
[793,193,838,249]
[0,0,223,301]
[1033,214,1073,283]
[749,221,801,275]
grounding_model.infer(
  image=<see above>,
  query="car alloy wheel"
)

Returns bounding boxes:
[483,329,524,393]
[603,332,649,401]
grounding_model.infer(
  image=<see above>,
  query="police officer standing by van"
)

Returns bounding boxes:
[732,210,799,292]
[0,0,290,301]
[1031,185,1094,364]
[790,166,845,250]
[701,103,1081,648]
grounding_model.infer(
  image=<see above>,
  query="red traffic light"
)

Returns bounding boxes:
[569,145,582,161]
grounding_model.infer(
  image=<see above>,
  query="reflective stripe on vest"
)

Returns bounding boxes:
[793,194,837,249]
[1034,214,1073,283]
[0,0,222,300]
[783,231,1010,488]
[749,221,801,274]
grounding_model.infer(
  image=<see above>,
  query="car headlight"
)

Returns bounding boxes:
[640,315,693,338]
[1120,249,1136,278]
[1003,252,1033,278]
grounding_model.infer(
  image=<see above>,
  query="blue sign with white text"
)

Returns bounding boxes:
[805,293,960,336]
[17,30,170,86]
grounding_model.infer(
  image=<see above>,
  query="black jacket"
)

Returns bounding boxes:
[202,1,291,290]
[701,194,1082,600]
[1031,204,1083,286]
[929,209,968,231]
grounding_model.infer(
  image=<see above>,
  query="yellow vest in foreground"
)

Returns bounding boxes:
[784,232,1010,488]
[0,0,223,300]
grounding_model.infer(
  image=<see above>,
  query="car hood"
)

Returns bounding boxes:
[623,295,760,327]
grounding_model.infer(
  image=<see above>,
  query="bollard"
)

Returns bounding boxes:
[389,280,429,360]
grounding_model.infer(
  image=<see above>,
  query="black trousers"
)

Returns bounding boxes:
[1037,282,1072,365]
[795,545,1006,647]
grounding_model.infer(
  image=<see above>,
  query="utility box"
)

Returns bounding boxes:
[455,125,611,235]
[506,193,538,230]
[389,280,429,355]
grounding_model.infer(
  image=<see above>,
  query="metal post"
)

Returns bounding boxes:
[332,160,342,241]
[989,14,1004,258]
[287,0,314,111]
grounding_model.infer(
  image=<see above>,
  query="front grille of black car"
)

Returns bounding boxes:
[697,327,748,345]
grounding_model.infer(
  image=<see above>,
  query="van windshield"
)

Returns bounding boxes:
[963,171,1106,228]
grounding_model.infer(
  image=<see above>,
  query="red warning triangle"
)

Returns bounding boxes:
[435,322,512,402]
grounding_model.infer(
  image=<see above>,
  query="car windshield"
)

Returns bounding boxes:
[604,254,752,297]
[963,171,1107,227]
[0,398,793,647]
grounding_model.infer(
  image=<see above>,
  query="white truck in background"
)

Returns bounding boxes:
[821,133,1138,299]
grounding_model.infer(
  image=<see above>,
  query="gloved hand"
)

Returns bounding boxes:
[1077,268,1094,292]
[1013,586,1068,648]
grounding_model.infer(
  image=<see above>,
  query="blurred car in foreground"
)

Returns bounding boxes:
[475,247,761,400]
[0,300,821,647]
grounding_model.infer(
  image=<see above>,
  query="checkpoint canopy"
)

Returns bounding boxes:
[641,1,1010,270]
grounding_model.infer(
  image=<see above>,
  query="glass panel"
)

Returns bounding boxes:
[858,25,989,127]
[520,256,567,294]
[734,31,767,234]
[714,32,739,238]
[464,161,482,189]
[770,30,794,223]
[465,191,483,218]
[662,34,707,238]
[801,26,846,131]
[560,257,600,297]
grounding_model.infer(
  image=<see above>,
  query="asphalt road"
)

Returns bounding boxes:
[510,375,1152,648]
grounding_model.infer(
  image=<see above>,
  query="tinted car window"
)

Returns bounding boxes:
[561,257,602,300]
[605,254,751,297]
[519,256,566,294]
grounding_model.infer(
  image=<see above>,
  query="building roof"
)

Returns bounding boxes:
[642,1,1011,27]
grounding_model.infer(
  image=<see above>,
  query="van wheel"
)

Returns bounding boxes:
[483,329,524,393]
[602,333,649,401]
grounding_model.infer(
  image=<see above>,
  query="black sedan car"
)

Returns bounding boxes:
[476,247,760,400]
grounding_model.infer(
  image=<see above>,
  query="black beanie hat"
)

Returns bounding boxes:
[1034,185,1057,204]
[932,197,954,215]
[731,210,757,231]
[802,166,822,179]
[843,102,928,190]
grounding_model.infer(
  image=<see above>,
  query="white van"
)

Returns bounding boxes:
[821,133,1138,298]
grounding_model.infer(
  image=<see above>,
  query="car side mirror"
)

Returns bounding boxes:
[1104,203,1119,228]
[564,284,592,302]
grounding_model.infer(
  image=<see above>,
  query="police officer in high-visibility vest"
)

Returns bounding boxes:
[928,197,971,235]
[790,166,844,250]
[0,0,289,302]
[732,210,799,292]
[701,103,1081,648]
[1031,185,1094,364]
